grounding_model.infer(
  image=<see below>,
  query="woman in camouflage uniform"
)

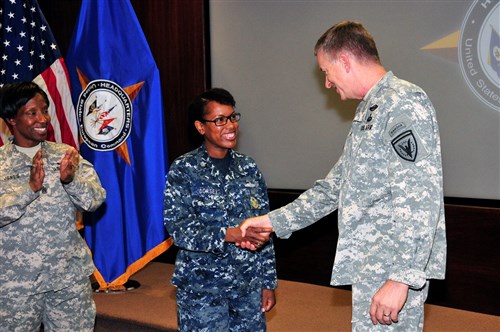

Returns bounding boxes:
[0,81,106,331]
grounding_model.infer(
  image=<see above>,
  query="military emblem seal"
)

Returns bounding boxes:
[458,0,500,112]
[391,130,418,162]
[77,80,133,151]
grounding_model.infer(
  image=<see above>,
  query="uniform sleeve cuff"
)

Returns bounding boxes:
[268,210,292,239]
[389,269,427,289]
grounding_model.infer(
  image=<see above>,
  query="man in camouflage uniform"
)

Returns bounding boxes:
[0,82,106,331]
[163,88,277,331]
[239,21,446,331]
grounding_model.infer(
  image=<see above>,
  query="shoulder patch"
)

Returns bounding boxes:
[391,130,418,162]
[384,114,412,142]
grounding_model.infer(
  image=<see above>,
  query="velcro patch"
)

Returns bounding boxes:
[391,130,418,162]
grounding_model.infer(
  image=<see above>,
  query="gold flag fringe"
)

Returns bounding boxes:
[92,237,174,291]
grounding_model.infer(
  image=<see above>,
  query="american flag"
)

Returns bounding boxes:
[0,0,78,147]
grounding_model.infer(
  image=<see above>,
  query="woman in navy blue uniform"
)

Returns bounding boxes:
[163,88,277,331]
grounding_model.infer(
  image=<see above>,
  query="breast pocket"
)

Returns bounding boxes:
[191,184,226,223]
[231,183,268,219]
[348,141,391,207]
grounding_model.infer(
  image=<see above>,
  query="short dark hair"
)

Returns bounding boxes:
[188,88,236,123]
[314,21,380,64]
[0,81,50,121]
[187,88,236,145]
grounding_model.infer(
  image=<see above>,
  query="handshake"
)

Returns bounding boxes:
[227,215,274,250]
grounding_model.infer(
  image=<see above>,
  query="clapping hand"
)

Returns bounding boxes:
[59,147,79,184]
[29,149,45,192]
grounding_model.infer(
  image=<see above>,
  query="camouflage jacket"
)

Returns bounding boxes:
[163,145,277,292]
[0,140,106,296]
[269,72,446,289]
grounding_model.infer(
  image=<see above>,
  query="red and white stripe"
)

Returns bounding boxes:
[34,58,79,148]
[0,58,78,149]
[0,120,10,146]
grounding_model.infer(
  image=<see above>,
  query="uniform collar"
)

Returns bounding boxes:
[354,71,394,122]
[362,71,393,103]
[195,144,248,178]
[5,139,56,160]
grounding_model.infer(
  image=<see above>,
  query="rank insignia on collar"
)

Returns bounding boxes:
[391,130,418,162]
[366,104,378,122]
[250,197,259,209]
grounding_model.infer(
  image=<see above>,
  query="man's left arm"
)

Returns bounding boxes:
[371,93,445,323]
[385,94,445,289]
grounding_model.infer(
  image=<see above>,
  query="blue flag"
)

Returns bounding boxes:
[65,0,171,289]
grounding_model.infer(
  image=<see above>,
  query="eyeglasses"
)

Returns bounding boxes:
[201,112,241,127]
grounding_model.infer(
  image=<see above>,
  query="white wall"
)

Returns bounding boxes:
[210,0,500,200]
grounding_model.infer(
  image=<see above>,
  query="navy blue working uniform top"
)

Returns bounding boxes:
[163,145,277,292]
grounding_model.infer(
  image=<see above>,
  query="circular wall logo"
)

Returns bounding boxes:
[458,0,500,112]
[77,80,133,151]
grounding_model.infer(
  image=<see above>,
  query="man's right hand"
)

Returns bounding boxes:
[226,226,272,249]
[244,226,273,249]
[236,215,273,250]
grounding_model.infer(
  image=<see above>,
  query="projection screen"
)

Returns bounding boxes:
[210,0,500,200]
